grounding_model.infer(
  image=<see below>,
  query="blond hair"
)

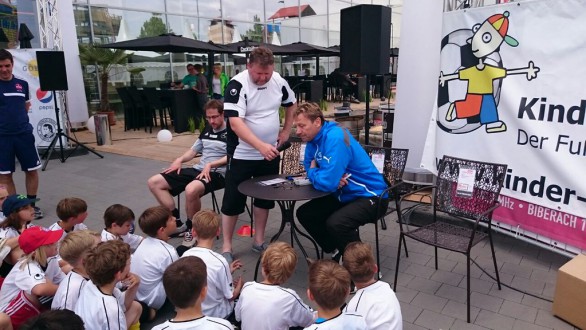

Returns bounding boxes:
[342,242,376,283]
[59,230,100,267]
[261,242,297,285]
[308,260,351,310]
[192,209,219,239]
[20,245,50,269]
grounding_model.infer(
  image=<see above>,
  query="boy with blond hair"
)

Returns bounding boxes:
[51,230,101,311]
[101,204,143,251]
[75,240,142,330]
[304,260,366,330]
[235,241,314,330]
[343,242,402,330]
[152,256,233,330]
[182,210,242,319]
[130,206,178,321]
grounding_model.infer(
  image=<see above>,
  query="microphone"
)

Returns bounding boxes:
[277,140,292,152]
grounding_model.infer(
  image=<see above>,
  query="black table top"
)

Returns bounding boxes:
[238,174,330,202]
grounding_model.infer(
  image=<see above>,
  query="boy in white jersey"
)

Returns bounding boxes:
[152,256,234,330]
[181,210,242,319]
[342,242,403,330]
[51,230,100,311]
[130,206,178,322]
[235,242,314,330]
[46,197,89,285]
[100,204,143,251]
[75,240,142,330]
[303,260,366,330]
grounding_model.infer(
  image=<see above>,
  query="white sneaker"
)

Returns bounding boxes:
[181,230,196,247]
[171,223,188,237]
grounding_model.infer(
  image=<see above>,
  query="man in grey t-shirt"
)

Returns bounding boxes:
[148,99,227,244]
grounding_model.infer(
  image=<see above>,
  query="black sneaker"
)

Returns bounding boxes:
[33,206,43,220]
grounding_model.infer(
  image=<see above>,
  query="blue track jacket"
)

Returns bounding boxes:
[304,121,387,203]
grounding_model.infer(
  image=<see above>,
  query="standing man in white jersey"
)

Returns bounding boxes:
[221,47,297,263]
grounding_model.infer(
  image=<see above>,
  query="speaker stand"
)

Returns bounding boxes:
[41,91,104,171]
[364,74,371,146]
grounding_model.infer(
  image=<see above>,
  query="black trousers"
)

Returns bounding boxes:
[296,194,388,254]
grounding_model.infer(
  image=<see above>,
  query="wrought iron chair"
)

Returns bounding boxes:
[393,155,507,323]
[363,146,409,278]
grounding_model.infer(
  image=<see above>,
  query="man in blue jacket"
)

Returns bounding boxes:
[295,102,388,259]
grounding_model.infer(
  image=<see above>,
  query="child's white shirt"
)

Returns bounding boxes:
[51,270,89,311]
[130,237,178,309]
[100,229,143,251]
[74,280,127,330]
[151,316,234,329]
[303,313,367,330]
[344,280,403,330]
[235,281,314,330]
[0,259,48,311]
[181,247,233,318]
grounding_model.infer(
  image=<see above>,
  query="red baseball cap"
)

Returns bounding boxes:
[18,226,63,254]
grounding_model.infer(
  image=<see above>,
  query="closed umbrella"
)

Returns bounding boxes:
[18,23,34,49]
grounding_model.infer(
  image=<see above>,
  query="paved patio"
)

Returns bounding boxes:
[13,150,577,330]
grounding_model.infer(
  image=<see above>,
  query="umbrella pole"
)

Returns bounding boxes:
[365,74,370,146]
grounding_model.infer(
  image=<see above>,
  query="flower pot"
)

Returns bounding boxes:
[97,111,116,126]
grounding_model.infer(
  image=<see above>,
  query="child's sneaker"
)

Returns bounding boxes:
[171,222,187,237]
[33,206,43,220]
[181,230,196,248]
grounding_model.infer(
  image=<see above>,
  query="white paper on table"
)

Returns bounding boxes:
[456,167,476,198]
[259,178,288,186]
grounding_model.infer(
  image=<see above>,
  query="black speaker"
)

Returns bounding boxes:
[340,5,391,75]
[36,51,68,91]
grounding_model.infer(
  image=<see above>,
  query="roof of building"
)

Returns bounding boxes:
[268,4,316,20]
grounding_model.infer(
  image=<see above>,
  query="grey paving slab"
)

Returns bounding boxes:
[10,152,579,330]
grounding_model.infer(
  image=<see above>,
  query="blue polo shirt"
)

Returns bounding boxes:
[0,76,31,135]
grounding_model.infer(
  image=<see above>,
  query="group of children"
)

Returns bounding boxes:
[0,189,403,330]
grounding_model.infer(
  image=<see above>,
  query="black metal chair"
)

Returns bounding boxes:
[126,86,153,133]
[142,87,170,129]
[394,155,507,323]
[116,87,136,131]
[363,145,409,278]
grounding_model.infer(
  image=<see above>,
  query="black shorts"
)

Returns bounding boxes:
[221,157,280,216]
[161,168,225,196]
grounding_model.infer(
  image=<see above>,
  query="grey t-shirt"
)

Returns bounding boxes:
[191,125,227,176]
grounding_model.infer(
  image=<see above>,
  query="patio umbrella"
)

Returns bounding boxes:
[282,42,340,74]
[100,33,227,53]
[0,27,9,43]
[18,23,34,49]
[222,38,305,56]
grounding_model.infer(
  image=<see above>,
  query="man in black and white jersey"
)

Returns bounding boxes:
[148,99,227,243]
[221,47,297,263]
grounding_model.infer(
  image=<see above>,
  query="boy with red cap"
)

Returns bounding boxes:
[0,226,62,328]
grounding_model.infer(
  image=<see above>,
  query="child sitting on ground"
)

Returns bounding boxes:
[235,241,314,330]
[74,240,142,330]
[304,260,366,330]
[51,230,101,311]
[100,204,143,251]
[152,256,234,330]
[47,198,89,240]
[181,209,243,319]
[342,242,403,330]
[0,227,62,329]
[0,195,37,285]
[130,206,179,322]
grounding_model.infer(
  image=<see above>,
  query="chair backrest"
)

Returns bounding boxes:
[116,87,134,110]
[435,156,507,221]
[281,136,306,175]
[142,87,164,109]
[363,145,408,187]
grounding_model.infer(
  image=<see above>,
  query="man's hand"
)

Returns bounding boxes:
[338,173,350,189]
[196,164,212,182]
[277,131,290,148]
[230,259,242,273]
[162,158,183,174]
[310,160,318,169]
[259,143,280,161]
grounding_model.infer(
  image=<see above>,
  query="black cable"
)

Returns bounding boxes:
[470,258,553,302]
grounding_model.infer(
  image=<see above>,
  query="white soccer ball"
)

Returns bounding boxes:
[157,129,173,142]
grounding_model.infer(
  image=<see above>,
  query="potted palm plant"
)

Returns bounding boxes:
[79,43,129,125]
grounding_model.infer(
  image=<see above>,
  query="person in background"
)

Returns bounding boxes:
[0,49,43,220]
[193,64,209,116]
[176,63,198,90]
[210,63,229,100]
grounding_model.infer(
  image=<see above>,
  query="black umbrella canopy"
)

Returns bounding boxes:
[18,23,34,49]
[282,42,339,56]
[222,38,305,56]
[100,33,226,53]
